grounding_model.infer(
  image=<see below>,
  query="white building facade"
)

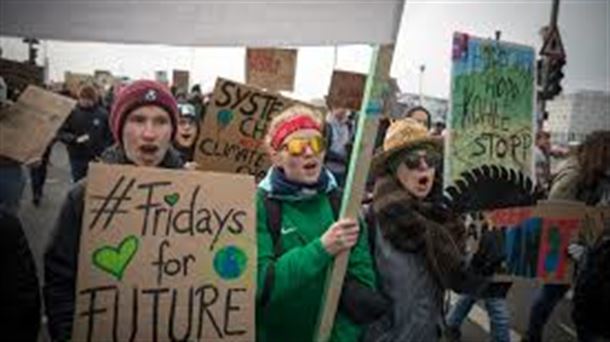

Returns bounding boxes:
[546,90,610,145]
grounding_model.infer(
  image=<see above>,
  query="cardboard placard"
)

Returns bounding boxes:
[0,86,75,162]
[246,48,297,92]
[445,32,536,209]
[383,78,400,118]
[0,57,44,95]
[194,77,316,181]
[465,202,584,283]
[156,71,169,86]
[172,70,190,93]
[65,72,95,97]
[94,70,115,91]
[326,70,367,111]
[72,163,256,341]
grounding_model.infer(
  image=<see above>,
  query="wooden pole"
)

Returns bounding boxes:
[314,44,395,342]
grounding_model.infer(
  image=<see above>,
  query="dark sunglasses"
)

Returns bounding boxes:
[402,150,442,169]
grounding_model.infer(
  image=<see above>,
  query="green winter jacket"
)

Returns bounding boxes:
[255,177,376,342]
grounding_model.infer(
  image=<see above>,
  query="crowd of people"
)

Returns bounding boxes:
[0,77,608,342]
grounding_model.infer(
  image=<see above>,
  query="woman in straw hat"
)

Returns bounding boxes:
[255,105,377,341]
[365,118,474,342]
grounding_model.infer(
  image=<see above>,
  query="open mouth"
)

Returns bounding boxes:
[140,145,159,154]
[303,161,318,171]
[181,133,193,140]
[417,175,430,187]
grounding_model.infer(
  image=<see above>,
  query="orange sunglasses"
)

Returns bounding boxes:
[282,136,326,156]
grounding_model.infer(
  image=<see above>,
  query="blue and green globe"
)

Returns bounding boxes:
[213,245,248,280]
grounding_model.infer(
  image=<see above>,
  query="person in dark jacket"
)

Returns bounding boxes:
[365,118,476,342]
[57,84,113,182]
[44,80,183,341]
[445,226,513,342]
[173,102,200,165]
[29,139,56,206]
[0,156,25,215]
[524,130,610,342]
[0,208,41,342]
[324,107,354,188]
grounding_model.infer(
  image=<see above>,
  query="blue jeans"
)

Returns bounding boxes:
[526,284,570,342]
[446,294,511,342]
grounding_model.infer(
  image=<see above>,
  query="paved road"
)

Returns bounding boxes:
[18,144,577,342]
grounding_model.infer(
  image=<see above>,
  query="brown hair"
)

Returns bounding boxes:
[576,130,610,188]
[78,84,99,102]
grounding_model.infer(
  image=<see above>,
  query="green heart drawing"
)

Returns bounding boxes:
[217,109,234,129]
[164,193,180,207]
[92,235,139,280]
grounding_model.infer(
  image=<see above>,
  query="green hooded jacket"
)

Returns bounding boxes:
[255,171,377,342]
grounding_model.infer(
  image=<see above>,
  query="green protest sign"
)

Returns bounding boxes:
[445,32,536,211]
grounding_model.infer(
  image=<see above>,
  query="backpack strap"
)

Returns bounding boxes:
[260,192,282,308]
[263,194,283,256]
[328,189,343,219]
[260,189,342,307]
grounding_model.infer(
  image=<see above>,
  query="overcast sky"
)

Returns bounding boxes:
[393,0,609,98]
[1,0,608,100]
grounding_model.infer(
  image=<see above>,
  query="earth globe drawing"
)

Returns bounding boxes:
[213,245,248,280]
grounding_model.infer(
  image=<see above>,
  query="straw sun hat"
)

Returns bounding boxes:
[371,117,442,174]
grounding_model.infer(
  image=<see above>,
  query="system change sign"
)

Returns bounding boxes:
[195,77,316,181]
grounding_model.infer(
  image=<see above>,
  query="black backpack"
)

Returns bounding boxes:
[572,229,610,339]
[259,189,388,325]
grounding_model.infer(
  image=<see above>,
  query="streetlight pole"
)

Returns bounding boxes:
[550,0,560,28]
[418,64,425,105]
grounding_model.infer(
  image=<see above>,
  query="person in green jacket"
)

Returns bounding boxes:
[256,104,377,342]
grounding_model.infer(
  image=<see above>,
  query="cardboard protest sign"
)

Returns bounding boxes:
[326,70,367,111]
[65,72,95,97]
[94,70,115,91]
[72,163,256,341]
[194,77,317,181]
[156,71,169,86]
[383,78,400,118]
[465,203,583,283]
[0,86,75,162]
[0,57,44,95]
[172,70,190,93]
[246,48,297,91]
[445,32,536,210]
